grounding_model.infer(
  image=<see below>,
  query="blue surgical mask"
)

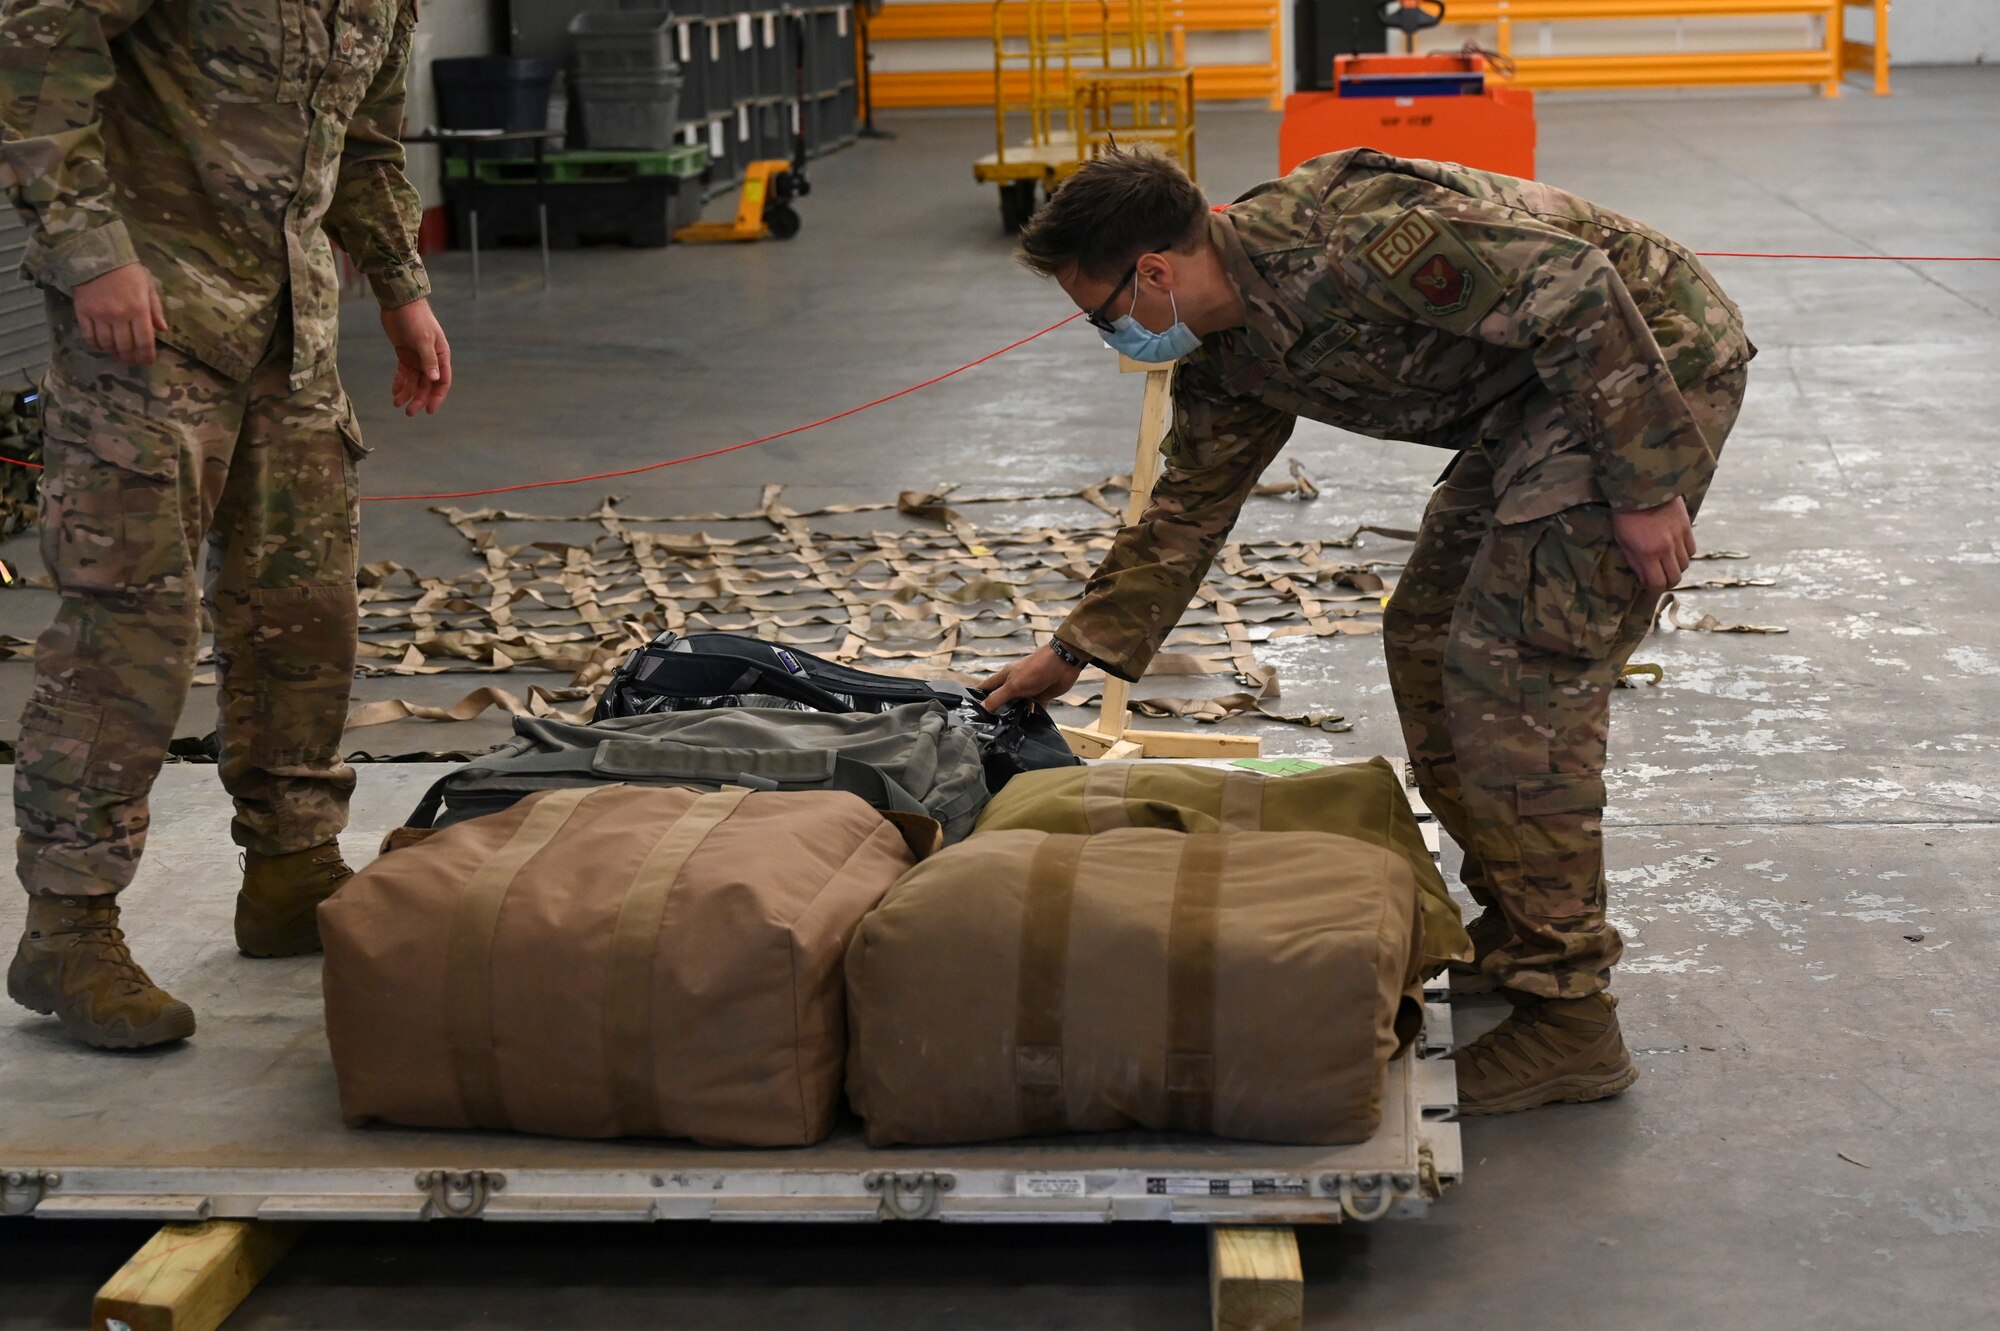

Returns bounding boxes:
[1098,285,1202,364]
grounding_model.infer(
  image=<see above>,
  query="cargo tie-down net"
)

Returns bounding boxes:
[335,469,1782,735]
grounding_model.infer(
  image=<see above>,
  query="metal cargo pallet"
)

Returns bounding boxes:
[0,762,1460,1328]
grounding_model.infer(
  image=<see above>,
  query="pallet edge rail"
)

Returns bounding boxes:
[872,0,1284,109]
[1443,0,1890,97]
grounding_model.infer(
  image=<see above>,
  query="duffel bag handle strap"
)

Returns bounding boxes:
[1082,762,1135,832]
[1013,834,1086,1137]
[1217,767,1267,830]
[604,787,755,1135]
[445,784,623,1129]
[1165,836,1226,1134]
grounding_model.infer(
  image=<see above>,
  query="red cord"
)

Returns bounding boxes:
[4,245,1996,498]
[362,311,1084,502]
[1696,251,2000,262]
[0,313,1083,490]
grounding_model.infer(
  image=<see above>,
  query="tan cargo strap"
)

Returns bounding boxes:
[1217,767,1266,830]
[1165,836,1225,1134]
[446,783,613,1129]
[1081,763,1134,832]
[605,786,753,1136]
[1014,834,1086,1137]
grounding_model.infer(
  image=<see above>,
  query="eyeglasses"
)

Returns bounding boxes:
[1084,265,1139,333]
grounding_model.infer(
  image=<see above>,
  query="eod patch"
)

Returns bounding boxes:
[1363,211,1437,279]
[1360,208,1502,333]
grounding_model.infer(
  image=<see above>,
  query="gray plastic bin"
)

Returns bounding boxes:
[569,11,679,76]
[576,71,686,150]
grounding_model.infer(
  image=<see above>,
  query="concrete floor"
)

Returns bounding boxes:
[5,67,2000,1328]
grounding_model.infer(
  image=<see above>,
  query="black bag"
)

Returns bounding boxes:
[594,632,1081,790]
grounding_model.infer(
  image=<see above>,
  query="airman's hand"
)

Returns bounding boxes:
[980,645,1083,713]
[381,297,452,416]
[72,263,167,366]
[1612,495,1695,593]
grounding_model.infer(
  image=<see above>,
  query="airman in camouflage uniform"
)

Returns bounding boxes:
[989,148,1753,1113]
[0,0,450,1048]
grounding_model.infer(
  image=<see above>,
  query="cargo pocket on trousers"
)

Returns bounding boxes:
[16,696,105,790]
[1512,772,1608,881]
[37,437,185,597]
[1511,504,1641,660]
[15,692,151,796]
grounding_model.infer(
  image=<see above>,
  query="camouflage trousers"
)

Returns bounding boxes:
[15,297,363,898]
[1383,368,1748,999]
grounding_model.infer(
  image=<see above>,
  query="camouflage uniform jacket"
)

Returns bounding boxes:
[0,0,430,388]
[1059,149,1756,681]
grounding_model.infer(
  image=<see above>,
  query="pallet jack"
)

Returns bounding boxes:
[672,154,808,243]
[674,13,812,243]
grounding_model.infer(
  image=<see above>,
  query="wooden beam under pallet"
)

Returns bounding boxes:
[94,1220,304,1331]
[1209,1225,1304,1331]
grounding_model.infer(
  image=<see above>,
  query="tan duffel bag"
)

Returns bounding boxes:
[846,828,1425,1147]
[971,757,1470,971]
[321,783,924,1145]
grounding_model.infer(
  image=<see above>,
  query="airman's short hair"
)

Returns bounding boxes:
[1015,147,1207,283]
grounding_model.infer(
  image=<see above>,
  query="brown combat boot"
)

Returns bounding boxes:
[7,895,197,1049]
[235,842,354,958]
[1446,908,1513,995]
[1452,992,1638,1115]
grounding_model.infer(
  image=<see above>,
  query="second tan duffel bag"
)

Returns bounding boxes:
[321,783,923,1145]
[970,756,1470,971]
[846,827,1425,1147]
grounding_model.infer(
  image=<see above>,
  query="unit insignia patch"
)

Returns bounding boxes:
[1411,253,1473,316]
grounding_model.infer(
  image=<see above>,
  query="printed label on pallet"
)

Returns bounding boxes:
[738,14,753,46]
[838,6,848,36]
[1145,1176,1308,1197]
[709,121,724,157]
[764,14,777,46]
[1015,1175,1088,1198]
[677,23,692,63]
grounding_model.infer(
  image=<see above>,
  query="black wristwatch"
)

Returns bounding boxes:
[1048,637,1086,669]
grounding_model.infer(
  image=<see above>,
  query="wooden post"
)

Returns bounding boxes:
[94,1221,304,1331]
[1058,353,1261,762]
[1209,1226,1304,1331]
[1098,355,1174,743]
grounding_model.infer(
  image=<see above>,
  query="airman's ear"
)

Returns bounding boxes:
[1137,252,1177,292]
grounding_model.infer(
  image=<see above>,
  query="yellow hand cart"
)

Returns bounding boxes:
[974,0,1197,232]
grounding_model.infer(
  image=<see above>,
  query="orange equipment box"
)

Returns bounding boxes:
[1279,52,1536,180]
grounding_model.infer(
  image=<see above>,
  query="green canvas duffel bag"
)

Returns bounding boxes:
[405,702,988,843]
[847,827,1428,1147]
[971,757,1470,969]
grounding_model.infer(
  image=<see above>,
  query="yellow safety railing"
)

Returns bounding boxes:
[871,0,1281,109]
[1837,0,1891,95]
[1439,0,1890,97]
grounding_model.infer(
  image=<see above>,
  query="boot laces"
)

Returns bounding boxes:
[1460,1006,1580,1083]
[60,914,156,997]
